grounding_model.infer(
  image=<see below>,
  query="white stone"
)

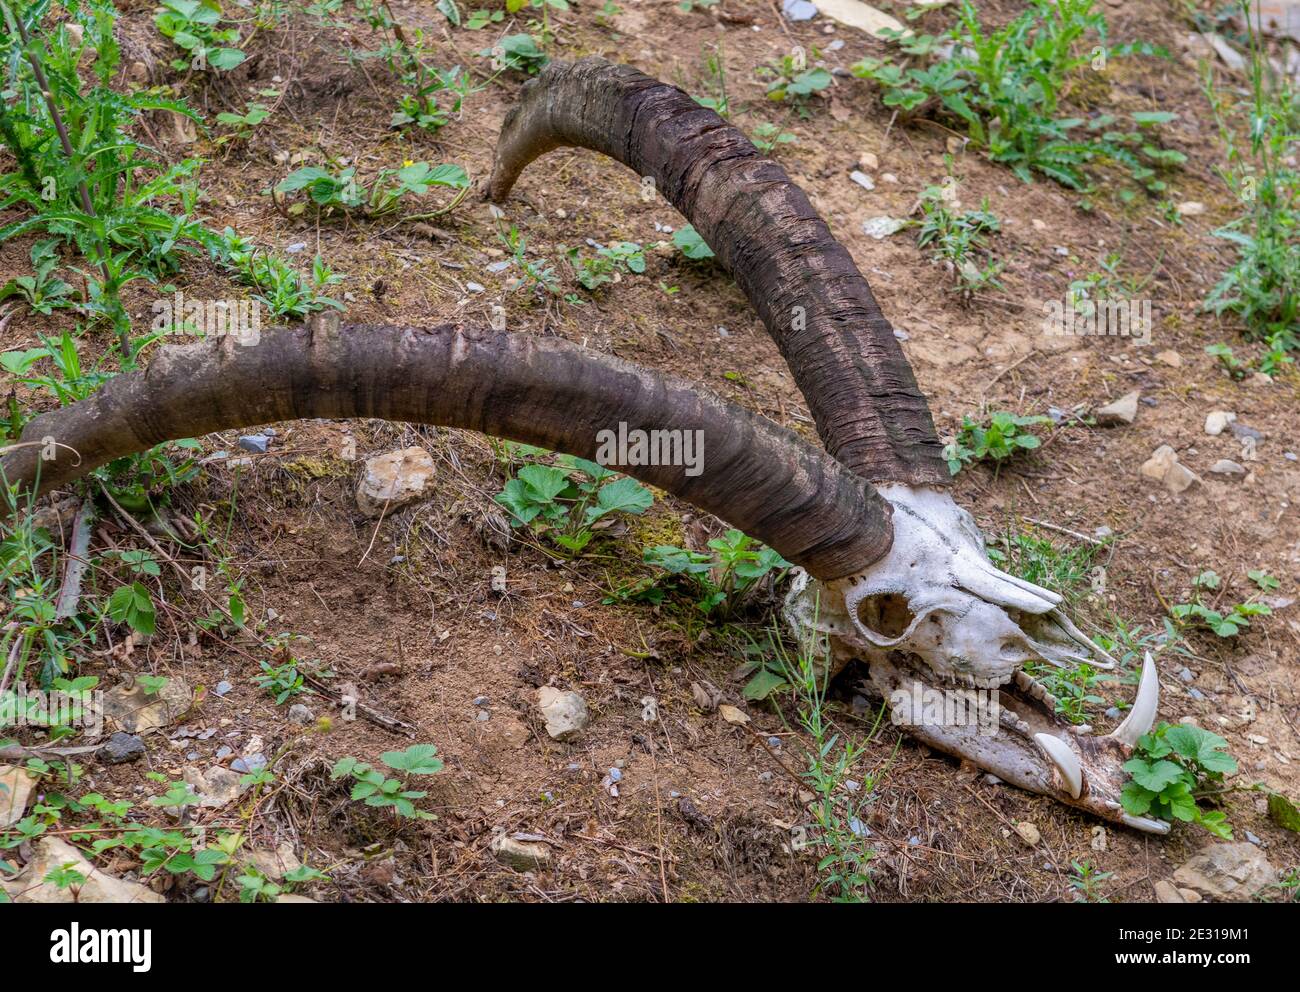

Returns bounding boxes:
[356,447,436,517]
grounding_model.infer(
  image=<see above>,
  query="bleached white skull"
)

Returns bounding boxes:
[785,484,1168,833]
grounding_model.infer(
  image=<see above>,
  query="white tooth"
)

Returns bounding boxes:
[1108,651,1159,747]
[1034,733,1083,799]
[1121,813,1171,835]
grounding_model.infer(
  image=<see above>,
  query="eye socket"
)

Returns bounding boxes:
[855,593,915,640]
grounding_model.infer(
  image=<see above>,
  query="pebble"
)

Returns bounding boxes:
[237,434,270,454]
[473,696,489,706]
[99,732,146,765]
[849,170,875,191]
[536,687,590,741]
[1179,668,1195,683]
[486,260,510,273]
[1204,410,1236,436]
[782,0,818,21]
[231,753,267,774]
[287,703,314,725]
[1093,390,1139,426]
[465,282,485,293]
[1208,459,1247,479]
[1188,688,1205,702]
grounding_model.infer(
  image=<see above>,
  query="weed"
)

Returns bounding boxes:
[943,411,1051,474]
[1068,859,1113,901]
[1122,721,1236,837]
[154,0,246,72]
[1170,568,1271,638]
[672,224,715,260]
[0,240,75,314]
[1201,1,1300,361]
[750,121,797,154]
[495,446,654,556]
[916,177,1003,293]
[852,0,1177,191]
[330,744,444,820]
[567,240,647,291]
[772,621,879,902]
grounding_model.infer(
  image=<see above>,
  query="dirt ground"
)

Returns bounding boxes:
[2,0,1298,902]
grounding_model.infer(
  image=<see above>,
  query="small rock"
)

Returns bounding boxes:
[880,172,899,183]
[215,681,233,696]
[356,447,436,517]
[1204,410,1237,435]
[1155,349,1182,367]
[782,0,818,21]
[1015,822,1041,846]
[858,151,879,171]
[0,765,37,826]
[237,434,270,453]
[849,170,875,191]
[1093,390,1140,426]
[98,731,146,765]
[491,833,551,871]
[1245,830,1263,846]
[1188,687,1205,702]
[1209,459,1247,479]
[1173,842,1277,901]
[1176,201,1207,216]
[1140,445,1201,494]
[465,281,485,294]
[863,216,906,239]
[287,704,315,725]
[1179,887,1203,903]
[231,753,267,774]
[1,837,164,903]
[1105,706,1122,720]
[1179,667,1195,683]
[1154,880,1186,903]
[1031,218,1047,231]
[536,687,590,741]
[1228,421,1263,442]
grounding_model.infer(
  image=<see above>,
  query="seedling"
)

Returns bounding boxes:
[1121,722,1237,837]
[943,411,1050,474]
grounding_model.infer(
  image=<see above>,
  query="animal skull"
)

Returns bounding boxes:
[785,484,1168,833]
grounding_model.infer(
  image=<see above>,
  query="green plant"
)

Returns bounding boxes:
[330,744,444,820]
[1067,859,1112,902]
[254,652,311,704]
[274,161,469,219]
[942,411,1050,474]
[1024,661,1110,724]
[851,0,1177,191]
[154,0,246,72]
[1121,721,1237,837]
[0,0,212,358]
[672,224,714,260]
[1201,2,1300,361]
[495,448,653,555]
[1170,568,1272,638]
[0,239,74,314]
[773,622,879,902]
[750,121,797,154]
[498,225,560,295]
[759,53,832,113]
[916,178,1003,293]
[567,240,647,291]
[1204,342,1250,380]
[631,530,790,618]
[692,45,731,118]
[987,530,1101,598]
[214,102,270,144]
[483,33,548,75]
[212,228,344,318]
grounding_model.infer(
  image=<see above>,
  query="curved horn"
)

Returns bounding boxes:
[488,57,948,488]
[0,321,893,582]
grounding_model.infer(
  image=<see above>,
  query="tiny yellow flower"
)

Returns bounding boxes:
[403,159,414,168]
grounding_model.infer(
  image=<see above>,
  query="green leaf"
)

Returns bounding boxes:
[1123,757,1186,793]
[672,224,715,260]
[381,743,444,775]
[517,464,570,502]
[590,476,653,518]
